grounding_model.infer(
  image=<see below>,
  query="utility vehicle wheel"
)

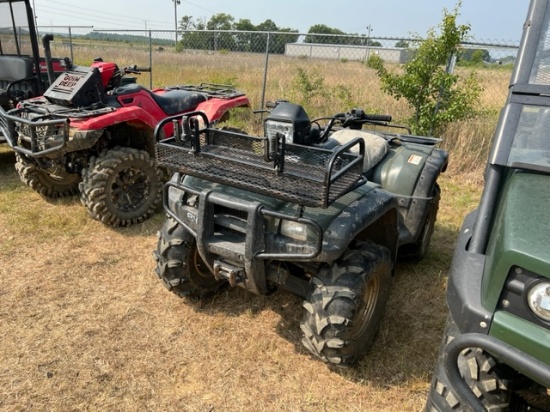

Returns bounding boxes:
[425,316,512,412]
[400,184,441,261]
[15,154,80,198]
[153,217,225,298]
[79,147,162,227]
[300,240,392,366]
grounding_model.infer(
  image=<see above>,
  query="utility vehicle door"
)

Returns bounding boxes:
[469,0,550,254]
[0,0,44,108]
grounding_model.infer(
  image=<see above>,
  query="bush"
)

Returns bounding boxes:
[365,54,384,69]
[373,1,483,136]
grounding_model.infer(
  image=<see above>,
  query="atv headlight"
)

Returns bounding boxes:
[265,120,294,144]
[280,220,314,242]
[527,281,550,322]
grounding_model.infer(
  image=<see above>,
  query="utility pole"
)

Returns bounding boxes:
[173,0,181,47]
[366,24,373,60]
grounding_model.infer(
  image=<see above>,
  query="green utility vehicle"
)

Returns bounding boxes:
[425,0,550,410]
[152,101,447,366]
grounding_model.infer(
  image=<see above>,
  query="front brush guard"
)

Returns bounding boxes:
[0,106,69,157]
[163,177,323,295]
[443,332,550,412]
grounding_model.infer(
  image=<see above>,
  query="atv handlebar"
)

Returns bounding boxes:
[123,65,151,75]
[315,109,394,142]
[363,113,392,122]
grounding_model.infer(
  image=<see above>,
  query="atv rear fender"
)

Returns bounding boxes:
[371,142,448,245]
[194,94,250,123]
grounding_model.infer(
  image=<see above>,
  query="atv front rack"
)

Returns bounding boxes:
[155,111,365,208]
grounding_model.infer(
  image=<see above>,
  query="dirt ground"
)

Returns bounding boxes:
[0,148,470,411]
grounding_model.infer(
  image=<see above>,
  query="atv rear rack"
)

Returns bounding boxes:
[165,83,245,99]
[155,112,365,208]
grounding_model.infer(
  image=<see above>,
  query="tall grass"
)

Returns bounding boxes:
[49,43,510,180]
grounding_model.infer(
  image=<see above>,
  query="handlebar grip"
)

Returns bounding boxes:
[135,67,151,72]
[364,114,392,122]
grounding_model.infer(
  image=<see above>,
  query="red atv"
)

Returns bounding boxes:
[0,59,250,226]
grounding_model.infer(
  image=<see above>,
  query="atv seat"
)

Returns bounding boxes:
[330,129,389,173]
[115,83,208,115]
[0,55,37,108]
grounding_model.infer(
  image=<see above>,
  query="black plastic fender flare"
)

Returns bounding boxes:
[316,188,400,264]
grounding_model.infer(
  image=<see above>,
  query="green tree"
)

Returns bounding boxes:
[269,28,299,54]
[458,48,491,65]
[207,13,236,50]
[305,24,346,44]
[395,39,409,48]
[373,2,482,136]
[178,16,209,50]
[234,19,256,52]
[256,19,278,32]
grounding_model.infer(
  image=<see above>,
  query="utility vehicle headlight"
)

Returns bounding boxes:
[280,220,314,242]
[265,120,294,144]
[527,281,550,322]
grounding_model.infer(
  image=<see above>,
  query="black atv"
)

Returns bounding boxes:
[152,101,448,366]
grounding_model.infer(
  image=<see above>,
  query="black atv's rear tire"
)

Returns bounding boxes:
[79,147,162,227]
[399,184,441,261]
[15,154,80,198]
[153,217,225,299]
[425,316,512,412]
[300,240,392,366]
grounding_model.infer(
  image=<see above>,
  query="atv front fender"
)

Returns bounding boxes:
[317,188,400,263]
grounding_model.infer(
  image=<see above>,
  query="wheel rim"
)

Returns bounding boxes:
[349,274,380,340]
[110,166,151,212]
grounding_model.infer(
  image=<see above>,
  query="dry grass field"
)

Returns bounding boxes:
[0,45,505,411]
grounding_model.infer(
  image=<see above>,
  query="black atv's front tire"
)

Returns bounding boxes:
[153,217,225,299]
[425,316,512,412]
[300,240,392,366]
[15,154,80,198]
[79,147,163,227]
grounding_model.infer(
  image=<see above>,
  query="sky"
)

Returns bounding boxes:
[31,0,527,43]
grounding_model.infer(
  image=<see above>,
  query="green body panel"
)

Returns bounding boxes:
[182,175,379,231]
[490,311,550,367]
[482,171,550,311]
[371,141,433,197]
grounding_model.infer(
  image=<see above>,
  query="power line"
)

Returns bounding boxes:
[34,0,174,29]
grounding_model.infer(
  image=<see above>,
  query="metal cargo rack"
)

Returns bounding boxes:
[165,83,245,99]
[155,112,365,208]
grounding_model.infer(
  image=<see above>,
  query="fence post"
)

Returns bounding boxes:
[148,30,153,88]
[68,26,74,63]
[260,31,271,111]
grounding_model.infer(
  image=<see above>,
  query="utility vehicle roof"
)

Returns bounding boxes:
[489,0,550,174]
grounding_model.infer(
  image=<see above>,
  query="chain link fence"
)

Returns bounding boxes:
[26,27,518,130]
